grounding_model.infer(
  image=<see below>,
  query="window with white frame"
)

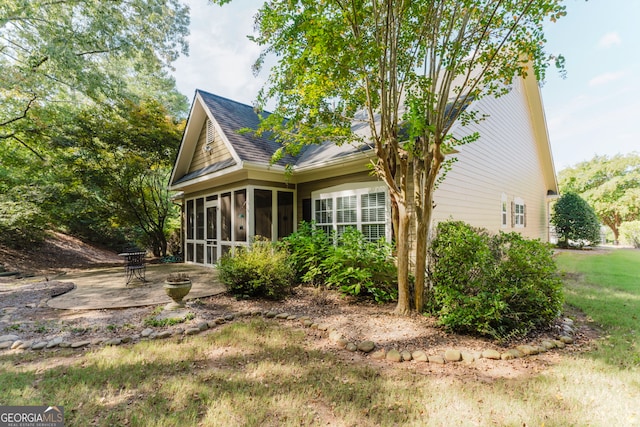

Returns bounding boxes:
[312,184,389,242]
[512,197,526,228]
[501,193,508,228]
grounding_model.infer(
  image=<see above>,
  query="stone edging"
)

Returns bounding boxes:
[0,309,576,364]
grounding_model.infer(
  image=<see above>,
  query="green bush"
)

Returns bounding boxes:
[218,238,294,300]
[322,228,397,303]
[429,221,564,341]
[551,192,601,248]
[280,224,397,303]
[620,221,640,248]
[0,198,48,249]
[280,221,332,285]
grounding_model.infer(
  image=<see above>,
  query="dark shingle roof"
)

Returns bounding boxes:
[197,90,297,167]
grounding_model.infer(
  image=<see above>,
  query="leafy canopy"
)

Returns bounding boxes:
[558,153,640,240]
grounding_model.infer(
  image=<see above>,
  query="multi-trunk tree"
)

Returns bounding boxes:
[218,0,566,314]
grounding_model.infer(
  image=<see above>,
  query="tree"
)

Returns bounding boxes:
[551,192,600,248]
[558,153,640,244]
[0,0,190,149]
[221,0,566,314]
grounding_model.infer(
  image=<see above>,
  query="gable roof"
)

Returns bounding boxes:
[170,74,557,195]
[197,90,298,166]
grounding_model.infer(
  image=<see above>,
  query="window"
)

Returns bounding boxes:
[512,198,526,228]
[312,185,389,242]
[501,194,508,228]
[314,198,333,234]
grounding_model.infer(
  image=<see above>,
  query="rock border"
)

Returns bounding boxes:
[0,309,576,365]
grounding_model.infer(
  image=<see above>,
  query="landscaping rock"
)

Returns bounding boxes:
[16,341,32,350]
[345,342,357,352]
[31,341,48,350]
[481,349,501,360]
[461,352,476,363]
[224,314,235,321]
[0,334,19,343]
[428,355,445,364]
[120,336,132,344]
[91,338,105,346]
[207,321,218,329]
[401,350,412,362]
[156,331,172,339]
[329,330,344,342]
[553,340,566,349]
[197,322,209,331]
[0,341,13,349]
[516,345,539,356]
[46,337,63,348]
[141,328,154,337]
[357,341,375,353]
[559,335,574,344]
[318,324,330,331]
[541,340,556,350]
[386,349,402,362]
[215,317,226,325]
[501,349,523,360]
[105,338,122,346]
[371,349,386,360]
[71,341,90,349]
[265,311,277,318]
[412,350,428,362]
[184,328,201,336]
[58,342,71,348]
[445,349,462,362]
[275,313,289,319]
[302,320,314,327]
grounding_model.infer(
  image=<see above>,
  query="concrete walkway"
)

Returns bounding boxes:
[48,264,225,310]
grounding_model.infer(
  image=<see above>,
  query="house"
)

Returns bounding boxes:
[168,72,558,266]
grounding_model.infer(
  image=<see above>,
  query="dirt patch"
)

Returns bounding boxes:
[0,231,121,276]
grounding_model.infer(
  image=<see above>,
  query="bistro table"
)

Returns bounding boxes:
[118,251,147,285]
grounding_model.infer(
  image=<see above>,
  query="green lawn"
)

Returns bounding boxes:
[555,248,640,368]
[1,249,639,426]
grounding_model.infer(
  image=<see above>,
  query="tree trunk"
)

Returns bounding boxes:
[394,200,412,315]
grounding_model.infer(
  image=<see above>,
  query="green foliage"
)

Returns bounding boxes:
[0,198,47,248]
[429,221,564,341]
[230,0,567,313]
[619,221,640,248]
[551,192,601,248]
[218,239,294,300]
[281,224,397,303]
[559,153,640,241]
[321,228,398,303]
[280,222,332,286]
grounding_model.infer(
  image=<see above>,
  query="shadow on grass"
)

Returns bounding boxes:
[2,319,631,427]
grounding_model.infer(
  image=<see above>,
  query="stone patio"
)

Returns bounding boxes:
[47,263,225,310]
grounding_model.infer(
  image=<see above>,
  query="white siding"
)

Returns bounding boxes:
[432,81,551,241]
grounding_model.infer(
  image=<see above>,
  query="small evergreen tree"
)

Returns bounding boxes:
[551,192,601,248]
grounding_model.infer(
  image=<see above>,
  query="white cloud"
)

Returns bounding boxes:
[588,71,627,87]
[597,32,622,49]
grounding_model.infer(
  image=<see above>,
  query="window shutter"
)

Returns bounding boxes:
[524,204,527,227]
[511,201,515,228]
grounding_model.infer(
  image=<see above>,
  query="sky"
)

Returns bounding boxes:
[171,0,640,172]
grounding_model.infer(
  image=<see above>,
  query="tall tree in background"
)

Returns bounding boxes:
[0,0,190,149]
[559,153,640,244]
[226,0,566,314]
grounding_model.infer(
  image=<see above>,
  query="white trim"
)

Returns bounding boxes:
[514,197,526,228]
[311,182,391,242]
[501,193,508,228]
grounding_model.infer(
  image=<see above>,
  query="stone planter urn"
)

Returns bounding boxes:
[164,273,192,309]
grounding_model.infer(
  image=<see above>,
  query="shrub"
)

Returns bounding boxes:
[280,224,397,303]
[322,228,397,303]
[620,221,640,248]
[280,221,332,285]
[429,221,564,341]
[218,238,294,300]
[551,192,601,248]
